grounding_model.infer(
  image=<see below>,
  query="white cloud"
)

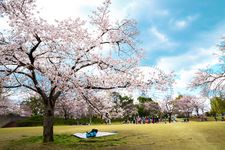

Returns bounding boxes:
[156,46,220,96]
[157,47,219,72]
[175,20,187,29]
[36,0,101,22]
[149,27,168,42]
[172,15,199,30]
[35,0,137,23]
[145,26,178,53]
[156,9,170,16]
[105,0,171,24]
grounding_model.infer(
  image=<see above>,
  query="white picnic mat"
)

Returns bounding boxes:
[73,131,117,139]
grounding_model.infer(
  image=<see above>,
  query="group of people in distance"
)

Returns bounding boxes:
[125,116,161,124]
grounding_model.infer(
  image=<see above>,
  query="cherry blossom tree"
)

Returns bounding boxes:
[0,90,20,116]
[0,0,171,142]
[159,72,176,123]
[0,80,13,115]
[191,96,208,116]
[0,0,142,142]
[108,92,125,119]
[143,101,160,116]
[55,98,76,120]
[162,95,208,121]
[0,96,11,115]
[191,40,225,96]
[160,97,178,123]
[176,95,195,120]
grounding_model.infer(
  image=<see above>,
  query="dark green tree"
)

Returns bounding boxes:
[111,92,137,120]
[137,96,160,117]
[137,96,153,103]
[210,96,225,119]
[21,96,44,116]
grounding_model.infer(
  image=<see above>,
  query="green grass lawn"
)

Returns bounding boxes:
[0,122,225,150]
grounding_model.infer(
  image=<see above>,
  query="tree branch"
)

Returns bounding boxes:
[85,82,131,90]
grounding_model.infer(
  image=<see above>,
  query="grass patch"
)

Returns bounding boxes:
[3,133,125,150]
[1,122,225,150]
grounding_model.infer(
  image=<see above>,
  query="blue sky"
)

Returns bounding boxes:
[131,0,225,65]
[2,0,225,99]
[110,0,225,97]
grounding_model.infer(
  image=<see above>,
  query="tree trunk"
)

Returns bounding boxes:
[43,104,54,143]
[89,115,92,125]
[64,114,68,120]
[63,107,68,120]
[221,113,224,121]
[186,112,190,122]
[196,108,199,117]
[64,111,68,120]
[168,113,172,123]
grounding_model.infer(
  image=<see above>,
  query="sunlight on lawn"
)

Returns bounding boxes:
[0,122,225,150]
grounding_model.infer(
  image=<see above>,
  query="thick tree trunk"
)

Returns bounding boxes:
[43,104,54,143]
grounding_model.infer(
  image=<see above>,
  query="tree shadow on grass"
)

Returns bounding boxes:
[4,134,127,150]
[68,134,128,149]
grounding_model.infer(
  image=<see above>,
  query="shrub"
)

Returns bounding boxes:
[15,116,106,127]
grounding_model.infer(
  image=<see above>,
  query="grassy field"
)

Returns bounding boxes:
[0,122,225,150]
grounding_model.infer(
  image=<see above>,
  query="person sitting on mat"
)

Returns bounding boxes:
[86,129,98,138]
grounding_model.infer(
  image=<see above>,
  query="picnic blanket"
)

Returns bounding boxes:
[73,131,117,139]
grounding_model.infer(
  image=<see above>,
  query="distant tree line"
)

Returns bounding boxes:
[19,92,223,123]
